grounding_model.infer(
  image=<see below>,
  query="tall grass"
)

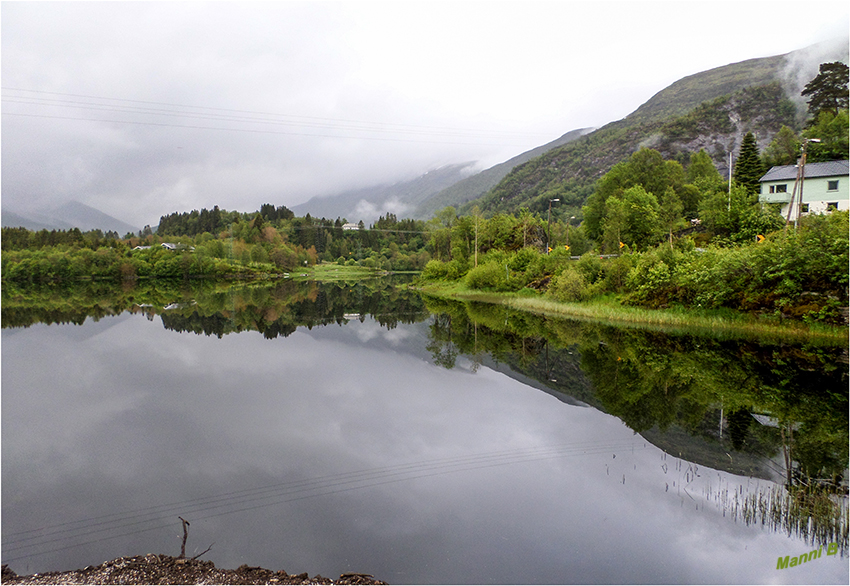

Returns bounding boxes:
[710,481,849,556]
[417,284,849,344]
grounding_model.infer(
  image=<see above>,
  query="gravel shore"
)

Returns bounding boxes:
[1,554,388,585]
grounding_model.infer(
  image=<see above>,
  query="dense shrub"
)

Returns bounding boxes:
[465,261,509,291]
[422,259,450,280]
[615,211,849,322]
[547,266,591,302]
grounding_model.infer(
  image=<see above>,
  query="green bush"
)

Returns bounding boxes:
[591,253,635,295]
[546,266,590,302]
[466,261,509,291]
[422,259,449,280]
[444,259,469,280]
[625,255,674,308]
[576,253,605,284]
[507,247,540,272]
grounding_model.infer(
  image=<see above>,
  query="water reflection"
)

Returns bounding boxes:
[419,294,849,555]
[1,276,428,336]
[2,280,847,583]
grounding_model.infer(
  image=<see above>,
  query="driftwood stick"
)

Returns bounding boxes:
[191,543,214,560]
[178,517,190,558]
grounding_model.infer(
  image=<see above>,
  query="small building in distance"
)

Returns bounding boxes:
[160,242,195,251]
[759,160,849,218]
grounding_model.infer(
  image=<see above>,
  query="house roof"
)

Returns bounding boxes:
[759,160,849,182]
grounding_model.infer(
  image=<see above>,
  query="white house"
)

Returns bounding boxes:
[160,242,195,251]
[759,159,849,218]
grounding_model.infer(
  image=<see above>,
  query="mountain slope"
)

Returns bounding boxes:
[1,211,67,232]
[624,54,789,124]
[290,162,478,223]
[2,201,140,234]
[414,127,594,218]
[463,40,849,218]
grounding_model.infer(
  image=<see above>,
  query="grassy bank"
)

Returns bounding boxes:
[415,282,849,344]
[290,263,413,281]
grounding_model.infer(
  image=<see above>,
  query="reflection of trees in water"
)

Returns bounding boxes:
[426,313,458,369]
[2,278,430,338]
[158,280,431,338]
[421,296,849,530]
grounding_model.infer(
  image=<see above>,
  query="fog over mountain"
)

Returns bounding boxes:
[290,162,479,223]
[2,201,140,235]
[2,2,847,229]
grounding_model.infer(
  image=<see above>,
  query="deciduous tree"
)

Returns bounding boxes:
[659,187,684,249]
[761,125,800,167]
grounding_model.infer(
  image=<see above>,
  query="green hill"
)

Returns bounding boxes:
[414,127,593,219]
[459,42,848,219]
[624,54,788,124]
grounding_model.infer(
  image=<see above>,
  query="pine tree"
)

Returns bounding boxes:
[733,132,763,196]
[801,61,849,123]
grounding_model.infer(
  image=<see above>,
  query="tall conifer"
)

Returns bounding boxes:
[801,61,849,122]
[733,132,763,196]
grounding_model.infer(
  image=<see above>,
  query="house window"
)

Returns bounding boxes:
[827,202,838,211]
[775,184,787,193]
[801,204,809,213]
[827,180,839,191]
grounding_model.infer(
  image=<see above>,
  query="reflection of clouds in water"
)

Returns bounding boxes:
[2,314,847,585]
[352,320,381,343]
[379,325,412,346]
[349,320,412,346]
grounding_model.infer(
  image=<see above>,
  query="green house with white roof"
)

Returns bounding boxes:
[759,160,849,217]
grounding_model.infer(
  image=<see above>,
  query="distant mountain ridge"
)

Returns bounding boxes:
[413,127,594,219]
[2,201,140,235]
[291,162,479,223]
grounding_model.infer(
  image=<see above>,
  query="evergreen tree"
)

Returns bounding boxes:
[733,132,763,196]
[801,61,849,122]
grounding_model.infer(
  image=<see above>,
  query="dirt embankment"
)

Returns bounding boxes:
[1,554,388,585]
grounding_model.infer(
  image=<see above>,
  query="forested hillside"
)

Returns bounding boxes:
[467,82,797,219]
[460,42,847,220]
[414,127,593,219]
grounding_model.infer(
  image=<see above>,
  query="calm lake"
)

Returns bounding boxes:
[2,279,848,584]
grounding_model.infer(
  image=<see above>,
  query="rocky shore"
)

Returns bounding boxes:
[1,554,388,585]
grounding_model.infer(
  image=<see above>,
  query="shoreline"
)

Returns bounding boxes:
[1,554,388,585]
[413,283,850,344]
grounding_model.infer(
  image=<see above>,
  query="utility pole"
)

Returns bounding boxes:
[474,209,479,268]
[547,199,559,254]
[728,152,732,211]
[785,138,820,230]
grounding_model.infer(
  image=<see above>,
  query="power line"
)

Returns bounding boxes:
[1,87,552,145]
[3,112,531,148]
[2,88,548,138]
[1,440,648,563]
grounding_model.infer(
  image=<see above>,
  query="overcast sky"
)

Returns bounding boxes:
[2,1,848,228]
